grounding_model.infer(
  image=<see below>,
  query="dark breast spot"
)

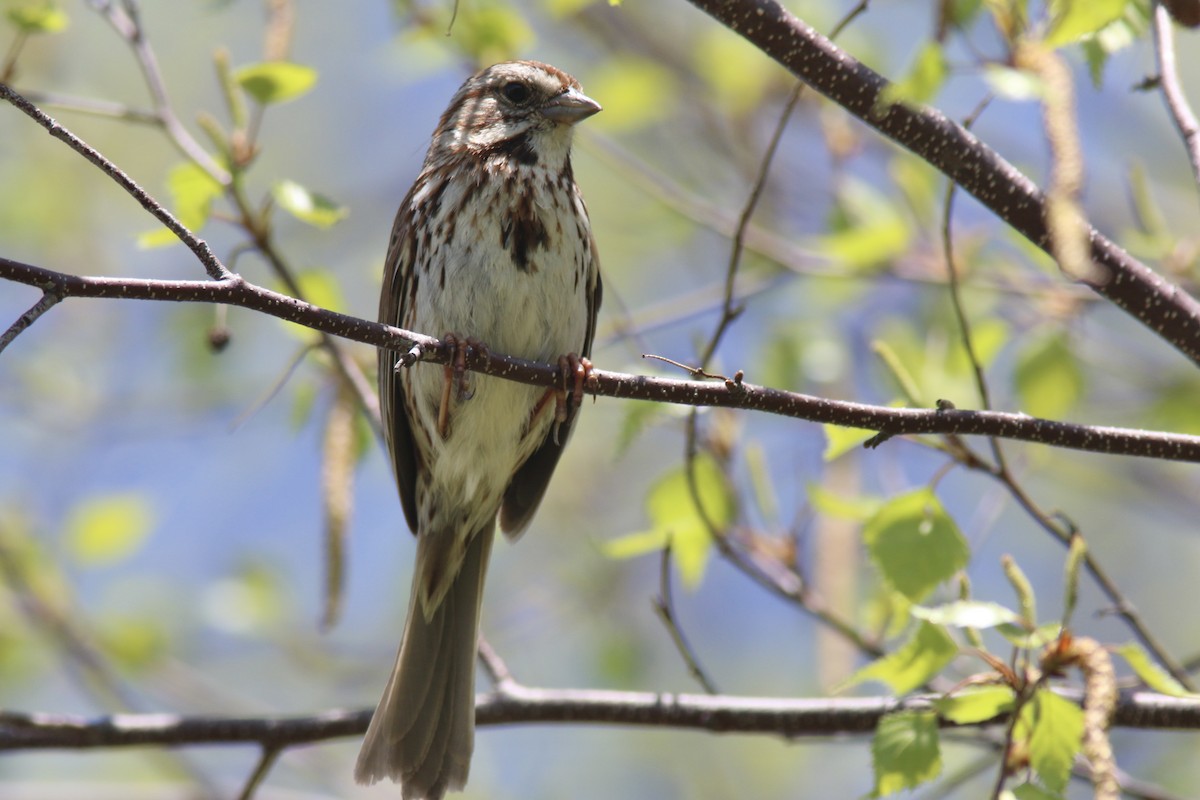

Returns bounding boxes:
[500,188,551,272]
[486,132,538,166]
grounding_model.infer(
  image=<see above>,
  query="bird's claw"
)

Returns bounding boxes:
[555,354,594,424]
[550,354,594,444]
[437,334,488,438]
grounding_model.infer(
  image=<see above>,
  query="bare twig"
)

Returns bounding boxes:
[0,291,60,355]
[476,636,518,693]
[85,0,229,181]
[1153,3,1200,193]
[236,745,282,800]
[2,81,382,439]
[0,83,230,280]
[654,543,720,694]
[14,89,159,123]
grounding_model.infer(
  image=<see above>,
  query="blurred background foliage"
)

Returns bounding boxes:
[1,0,1200,797]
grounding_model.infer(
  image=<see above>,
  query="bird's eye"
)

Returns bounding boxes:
[500,81,533,105]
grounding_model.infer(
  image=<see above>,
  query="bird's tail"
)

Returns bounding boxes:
[355,526,494,799]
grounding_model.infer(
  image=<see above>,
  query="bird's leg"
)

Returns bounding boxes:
[437,334,488,438]
[557,354,593,421]
[541,354,594,444]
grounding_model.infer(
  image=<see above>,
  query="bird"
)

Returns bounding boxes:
[356,60,602,799]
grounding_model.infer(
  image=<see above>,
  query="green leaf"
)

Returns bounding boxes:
[64,494,155,566]
[1014,332,1083,419]
[807,484,882,521]
[138,163,224,248]
[1045,0,1129,47]
[871,710,942,795]
[1021,689,1083,793]
[932,686,1016,724]
[822,424,876,461]
[7,3,68,33]
[1080,0,1150,84]
[602,528,670,559]
[840,621,958,695]
[813,179,912,271]
[235,61,318,105]
[272,180,348,229]
[864,489,970,602]
[879,42,948,108]
[1116,642,1198,697]
[863,588,915,642]
[442,4,532,64]
[603,455,734,587]
[912,600,1019,629]
[1011,783,1066,800]
[97,616,168,670]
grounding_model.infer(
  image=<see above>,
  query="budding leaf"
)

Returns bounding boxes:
[273,180,348,229]
[235,61,318,105]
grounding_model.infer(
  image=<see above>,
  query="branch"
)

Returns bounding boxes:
[683,0,1200,368]
[1152,2,1200,193]
[1,688,1196,751]
[5,255,1200,463]
[0,83,229,281]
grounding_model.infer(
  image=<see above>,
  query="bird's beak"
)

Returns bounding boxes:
[543,88,602,125]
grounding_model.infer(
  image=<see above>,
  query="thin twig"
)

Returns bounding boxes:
[92,0,379,438]
[2,82,381,441]
[476,636,518,693]
[0,291,60,355]
[1153,3,1200,194]
[232,193,383,441]
[229,342,321,431]
[15,89,159,123]
[86,0,229,181]
[698,80,801,369]
[0,83,230,280]
[654,543,720,694]
[995,474,1195,691]
[1,31,29,84]
[236,745,282,800]
[676,0,883,668]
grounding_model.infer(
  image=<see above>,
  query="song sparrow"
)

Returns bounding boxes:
[356,61,602,798]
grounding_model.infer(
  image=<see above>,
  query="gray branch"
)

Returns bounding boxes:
[4,255,1200,462]
[1,688,1196,751]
